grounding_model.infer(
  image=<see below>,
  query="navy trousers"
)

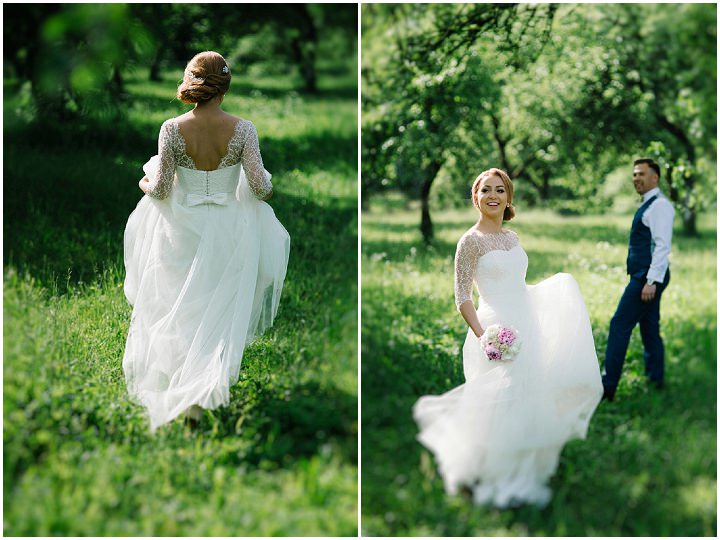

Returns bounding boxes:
[602,271,670,390]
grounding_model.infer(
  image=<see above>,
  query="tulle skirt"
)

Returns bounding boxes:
[413,273,603,507]
[123,172,289,431]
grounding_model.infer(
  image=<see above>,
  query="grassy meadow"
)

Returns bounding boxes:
[4,67,358,535]
[361,200,716,536]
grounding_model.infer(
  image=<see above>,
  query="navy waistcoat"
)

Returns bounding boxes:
[626,195,658,280]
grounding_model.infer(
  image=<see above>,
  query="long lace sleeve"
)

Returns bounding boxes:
[240,122,273,200]
[146,120,176,200]
[454,233,481,310]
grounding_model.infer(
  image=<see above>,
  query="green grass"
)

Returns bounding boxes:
[361,201,716,536]
[4,67,358,536]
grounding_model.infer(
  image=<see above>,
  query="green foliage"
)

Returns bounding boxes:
[361,5,521,200]
[5,4,357,118]
[645,140,717,230]
[362,3,717,236]
[4,65,358,535]
[4,4,153,119]
[361,204,716,536]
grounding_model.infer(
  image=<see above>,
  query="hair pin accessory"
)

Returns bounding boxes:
[185,70,204,83]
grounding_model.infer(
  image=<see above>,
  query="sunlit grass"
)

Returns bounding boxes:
[361,202,716,536]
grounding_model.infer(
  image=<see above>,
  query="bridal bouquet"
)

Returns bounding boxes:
[479,324,521,362]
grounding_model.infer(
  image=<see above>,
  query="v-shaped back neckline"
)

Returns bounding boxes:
[173,119,242,172]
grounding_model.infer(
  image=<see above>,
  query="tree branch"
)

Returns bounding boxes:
[489,112,511,173]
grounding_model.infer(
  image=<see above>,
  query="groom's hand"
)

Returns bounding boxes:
[641,284,657,302]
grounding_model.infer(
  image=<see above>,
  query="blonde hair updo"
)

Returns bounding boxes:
[471,167,516,221]
[177,51,231,104]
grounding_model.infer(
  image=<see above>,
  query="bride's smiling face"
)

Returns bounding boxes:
[476,175,508,217]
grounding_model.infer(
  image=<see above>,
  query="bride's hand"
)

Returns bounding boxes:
[458,301,484,339]
[138,176,150,193]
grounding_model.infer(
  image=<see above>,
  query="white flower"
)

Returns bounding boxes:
[185,70,204,83]
[222,65,229,74]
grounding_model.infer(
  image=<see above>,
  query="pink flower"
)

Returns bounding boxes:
[497,327,516,345]
[485,344,502,361]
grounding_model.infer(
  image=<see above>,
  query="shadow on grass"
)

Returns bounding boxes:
[361,285,463,427]
[4,376,358,495]
[362,216,463,238]
[206,379,358,467]
[4,122,356,291]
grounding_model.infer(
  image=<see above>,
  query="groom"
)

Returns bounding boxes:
[602,158,675,401]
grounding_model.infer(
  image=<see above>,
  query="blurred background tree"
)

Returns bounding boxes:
[131,4,357,93]
[4,3,358,119]
[362,3,716,242]
[4,4,153,119]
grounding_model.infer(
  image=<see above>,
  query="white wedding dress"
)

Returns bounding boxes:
[413,228,602,507]
[123,118,290,431]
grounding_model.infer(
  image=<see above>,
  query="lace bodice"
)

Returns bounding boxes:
[454,228,520,309]
[145,118,272,200]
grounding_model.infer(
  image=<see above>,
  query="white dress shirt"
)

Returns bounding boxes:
[641,187,675,284]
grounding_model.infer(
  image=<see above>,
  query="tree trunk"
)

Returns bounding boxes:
[523,168,551,203]
[490,112,511,173]
[290,38,318,93]
[681,207,697,236]
[664,166,679,202]
[420,179,434,244]
[680,174,698,237]
[540,168,550,200]
[149,49,163,81]
[680,170,698,236]
[419,160,442,244]
[302,47,317,93]
[111,65,124,94]
[656,113,699,237]
[289,6,318,93]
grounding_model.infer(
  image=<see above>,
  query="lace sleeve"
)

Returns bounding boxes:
[454,233,481,310]
[145,120,175,200]
[241,122,273,200]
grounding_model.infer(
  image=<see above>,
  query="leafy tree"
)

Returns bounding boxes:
[129,4,206,81]
[4,4,152,119]
[362,3,716,239]
[604,3,716,235]
[5,4,357,121]
[363,4,559,242]
[183,4,356,93]
[238,4,357,93]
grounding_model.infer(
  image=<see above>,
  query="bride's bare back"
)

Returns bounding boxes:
[176,111,239,171]
[144,108,273,201]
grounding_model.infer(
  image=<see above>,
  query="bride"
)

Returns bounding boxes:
[123,51,290,431]
[413,168,602,507]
